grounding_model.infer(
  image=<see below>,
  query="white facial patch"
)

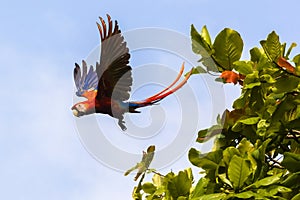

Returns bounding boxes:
[76,104,86,112]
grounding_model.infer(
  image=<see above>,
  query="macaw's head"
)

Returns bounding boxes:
[72,103,87,117]
[71,102,94,117]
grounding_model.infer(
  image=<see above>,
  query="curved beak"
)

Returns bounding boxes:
[72,108,79,117]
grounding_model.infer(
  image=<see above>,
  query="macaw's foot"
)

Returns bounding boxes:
[118,120,127,131]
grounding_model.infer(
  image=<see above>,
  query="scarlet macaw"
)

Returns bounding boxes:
[72,14,192,130]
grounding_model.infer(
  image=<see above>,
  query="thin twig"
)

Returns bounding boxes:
[150,170,166,177]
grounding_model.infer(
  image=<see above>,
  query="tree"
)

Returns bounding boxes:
[126,25,300,200]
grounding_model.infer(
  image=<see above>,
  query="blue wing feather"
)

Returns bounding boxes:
[74,60,98,97]
[80,61,88,88]
[84,66,98,90]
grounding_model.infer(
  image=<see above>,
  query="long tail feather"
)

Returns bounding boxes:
[129,63,192,111]
[150,67,192,101]
[145,63,185,102]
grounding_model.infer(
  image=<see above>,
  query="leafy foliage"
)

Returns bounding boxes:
[125,145,156,181]
[127,26,300,199]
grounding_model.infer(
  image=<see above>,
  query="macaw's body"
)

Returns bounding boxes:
[72,14,192,130]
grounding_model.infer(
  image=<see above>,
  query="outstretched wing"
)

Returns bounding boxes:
[95,14,132,101]
[73,60,98,99]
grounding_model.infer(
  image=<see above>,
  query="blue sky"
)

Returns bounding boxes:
[1,0,300,199]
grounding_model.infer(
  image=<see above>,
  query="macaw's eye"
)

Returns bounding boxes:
[76,104,85,112]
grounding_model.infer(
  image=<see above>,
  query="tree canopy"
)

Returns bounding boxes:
[126,25,300,200]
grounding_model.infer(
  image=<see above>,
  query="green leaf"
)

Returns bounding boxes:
[214,77,224,83]
[256,55,273,72]
[125,145,155,181]
[188,66,207,75]
[190,178,210,198]
[213,28,243,70]
[272,75,300,94]
[237,138,254,156]
[167,170,192,199]
[201,25,212,46]
[238,117,260,125]
[228,155,252,190]
[191,25,220,72]
[254,185,291,198]
[292,54,300,66]
[272,94,300,123]
[268,185,292,196]
[260,74,276,83]
[281,152,300,172]
[201,57,220,72]
[243,71,261,89]
[191,193,227,200]
[243,81,261,89]
[132,186,143,200]
[152,174,163,187]
[223,147,241,166]
[252,138,272,162]
[191,24,212,56]
[287,118,300,130]
[244,173,282,190]
[142,182,156,194]
[233,61,253,75]
[231,191,257,199]
[218,173,233,188]
[281,172,300,189]
[291,193,300,200]
[260,31,281,61]
[250,86,264,112]
[250,47,262,62]
[189,148,223,170]
[295,65,300,76]
[184,168,193,184]
[197,125,223,143]
[233,90,250,109]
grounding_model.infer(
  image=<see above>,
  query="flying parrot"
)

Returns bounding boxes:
[72,14,192,130]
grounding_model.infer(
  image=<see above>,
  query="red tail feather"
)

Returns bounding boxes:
[145,63,185,102]
[133,63,192,106]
